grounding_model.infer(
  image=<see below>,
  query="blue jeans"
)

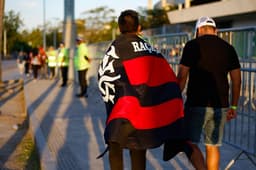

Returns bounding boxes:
[185,107,228,146]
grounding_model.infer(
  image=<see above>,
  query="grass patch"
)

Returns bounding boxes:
[18,131,41,170]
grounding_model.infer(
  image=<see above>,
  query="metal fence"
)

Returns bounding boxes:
[88,26,256,167]
[218,27,256,59]
[223,59,256,168]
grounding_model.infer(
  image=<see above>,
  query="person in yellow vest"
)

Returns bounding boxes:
[58,42,69,87]
[47,46,57,79]
[74,37,91,97]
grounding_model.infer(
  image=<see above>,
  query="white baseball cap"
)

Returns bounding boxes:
[76,37,83,41]
[195,16,216,29]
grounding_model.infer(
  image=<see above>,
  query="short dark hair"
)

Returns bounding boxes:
[118,10,139,34]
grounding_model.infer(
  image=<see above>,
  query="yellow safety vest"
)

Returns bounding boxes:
[74,43,90,71]
[58,48,69,67]
[47,50,57,67]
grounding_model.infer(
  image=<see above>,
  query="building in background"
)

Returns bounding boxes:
[146,0,256,35]
[142,0,256,60]
[166,0,256,28]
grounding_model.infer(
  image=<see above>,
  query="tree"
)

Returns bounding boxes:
[3,10,23,55]
[21,28,43,49]
[76,19,86,35]
[79,6,116,43]
[44,19,63,48]
[139,8,170,30]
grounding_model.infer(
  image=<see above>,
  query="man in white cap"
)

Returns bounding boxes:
[177,16,241,170]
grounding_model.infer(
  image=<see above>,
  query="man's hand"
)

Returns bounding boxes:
[226,109,237,121]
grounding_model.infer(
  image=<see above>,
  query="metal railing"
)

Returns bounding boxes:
[88,26,256,168]
[218,27,256,59]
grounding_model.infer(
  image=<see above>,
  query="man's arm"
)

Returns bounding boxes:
[177,64,190,92]
[230,68,241,106]
[227,68,241,121]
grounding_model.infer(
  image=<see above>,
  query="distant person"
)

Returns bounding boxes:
[38,46,48,79]
[30,49,41,81]
[74,36,91,97]
[169,47,179,62]
[58,42,69,87]
[17,51,25,75]
[23,51,31,77]
[47,46,57,79]
[98,9,192,170]
[177,16,241,170]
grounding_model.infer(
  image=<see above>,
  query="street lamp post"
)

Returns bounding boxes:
[64,0,76,83]
[51,18,60,49]
[43,0,46,50]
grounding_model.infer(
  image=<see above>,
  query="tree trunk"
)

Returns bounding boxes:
[0,0,5,83]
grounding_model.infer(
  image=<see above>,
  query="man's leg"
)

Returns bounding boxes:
[162,140,206,170]
[204,108,227,170]
[82,69,88,94]
[63,67,68,85]
[76,70,83,97]
[109,142,123,170]
[189,143,206,170]
[184,107,207,170]
[52,67,55,78]
[130,149,146,170]
[206,145,220,170]
[61,67,68,86]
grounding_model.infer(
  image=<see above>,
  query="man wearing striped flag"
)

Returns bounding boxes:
[98,10,200,170]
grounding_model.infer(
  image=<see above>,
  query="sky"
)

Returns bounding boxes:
[5,0,158,30]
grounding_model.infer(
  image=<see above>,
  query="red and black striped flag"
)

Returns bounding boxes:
[98,34,186,150]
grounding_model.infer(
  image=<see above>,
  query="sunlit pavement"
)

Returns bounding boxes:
[3,60,256,170]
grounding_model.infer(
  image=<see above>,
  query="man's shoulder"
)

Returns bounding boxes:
[199,35,229,43]
[185,38,198,46]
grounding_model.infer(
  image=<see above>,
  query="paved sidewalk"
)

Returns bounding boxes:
[3,59,255,170]
[22,77,256,170]
[15,58,253,170]
[24,77,194,170]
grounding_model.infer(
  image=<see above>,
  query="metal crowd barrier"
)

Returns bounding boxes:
[168,60,256,169]
[88,26,256,168]
[218,27,256,59]
[223,59,256,169]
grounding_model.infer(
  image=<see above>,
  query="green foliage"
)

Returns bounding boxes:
[2,10,63,56]
[77,6,174,43]
[19,132,41,170]
[81,6,115,30]
[3,10,24,55]
[2,6,177,53]
[4,10,23,32]
[7,28,43,54]
[22,28,42,48]
[139,8,170,30]
[12,40,31,53]
[76,19,86,35]
[78,6,117,43]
